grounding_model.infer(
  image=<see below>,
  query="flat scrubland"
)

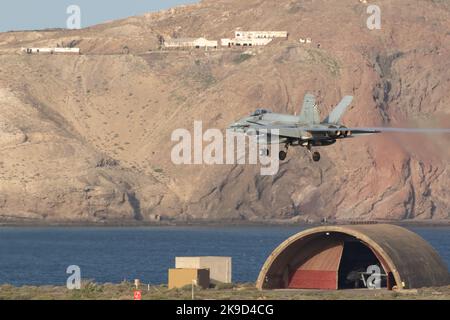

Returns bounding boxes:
[0,282,449,300]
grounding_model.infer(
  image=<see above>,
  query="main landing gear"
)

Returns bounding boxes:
[278,144,290,161]
[260,144,321,162]
[307,144,321,162]
[260,145,289,161]
[312,151,321,162]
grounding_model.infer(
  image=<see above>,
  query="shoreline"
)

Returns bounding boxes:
[0,219,449,228]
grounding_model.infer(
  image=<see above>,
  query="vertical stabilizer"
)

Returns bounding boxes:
[299,94,320,124]
[324,96,353,124]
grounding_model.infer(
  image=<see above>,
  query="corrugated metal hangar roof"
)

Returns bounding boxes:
[256,224,450,290]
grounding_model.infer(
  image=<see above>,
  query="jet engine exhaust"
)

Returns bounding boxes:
[373,128,450,134]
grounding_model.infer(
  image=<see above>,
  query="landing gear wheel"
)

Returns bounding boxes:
[279,150,287,161]
[260,149,270,156]
[312,151,321,162]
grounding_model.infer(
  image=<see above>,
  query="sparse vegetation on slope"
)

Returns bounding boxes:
[0,0,449,223]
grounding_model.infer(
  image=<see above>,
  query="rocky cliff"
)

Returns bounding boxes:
[0,0,449,223]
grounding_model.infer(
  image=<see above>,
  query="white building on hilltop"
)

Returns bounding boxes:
[234,31,288,40]
[221,30,288,47]
[221,37,273,47]
[164,37,218,49]
[299,37,312,44]
[21,47,80,54]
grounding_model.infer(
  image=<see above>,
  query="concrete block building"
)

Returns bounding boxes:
[168,268,210,289]
[175,256,232,283]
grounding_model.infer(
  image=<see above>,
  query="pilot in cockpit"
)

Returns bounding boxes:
[250,109,272,117]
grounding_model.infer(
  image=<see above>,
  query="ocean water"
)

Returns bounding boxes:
[0,226,448,286]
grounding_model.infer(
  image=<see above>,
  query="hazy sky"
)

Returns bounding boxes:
[0,0,198,32]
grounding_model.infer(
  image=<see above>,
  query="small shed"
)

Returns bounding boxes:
[168,268,210,289]
[176,256,232,283]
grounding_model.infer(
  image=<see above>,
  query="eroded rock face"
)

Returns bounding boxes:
[0,0,449,223]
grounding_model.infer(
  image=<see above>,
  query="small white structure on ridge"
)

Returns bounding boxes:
[299,37,312,44]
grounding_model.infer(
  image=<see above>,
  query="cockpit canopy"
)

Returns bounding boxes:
[250,109,272,116]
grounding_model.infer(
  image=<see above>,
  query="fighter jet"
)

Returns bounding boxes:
[228,93,450,162]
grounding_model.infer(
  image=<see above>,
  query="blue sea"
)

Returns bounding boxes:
[0,226,448,286]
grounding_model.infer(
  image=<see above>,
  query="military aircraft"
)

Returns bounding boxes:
[228,93,450,162]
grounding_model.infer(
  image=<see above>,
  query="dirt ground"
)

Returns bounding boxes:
[0,282,449,300]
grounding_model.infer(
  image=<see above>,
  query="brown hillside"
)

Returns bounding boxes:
[0,0,449,223]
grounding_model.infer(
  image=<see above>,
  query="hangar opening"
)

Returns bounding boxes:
[338,240,390,289]
[257,224,450,291]
[283,232,393,290]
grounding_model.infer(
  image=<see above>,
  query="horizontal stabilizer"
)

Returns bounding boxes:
[324,96,353,124]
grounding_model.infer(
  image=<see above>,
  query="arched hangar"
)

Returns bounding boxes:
[256,224,450,290]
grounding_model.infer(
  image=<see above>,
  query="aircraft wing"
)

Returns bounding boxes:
[346,127,450,134]
[246,121,379,138]
[305,128,381,135]
[245,120,308,139]
[244,121,450,139]
[246,120,378,133]
[288,127,450,136]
